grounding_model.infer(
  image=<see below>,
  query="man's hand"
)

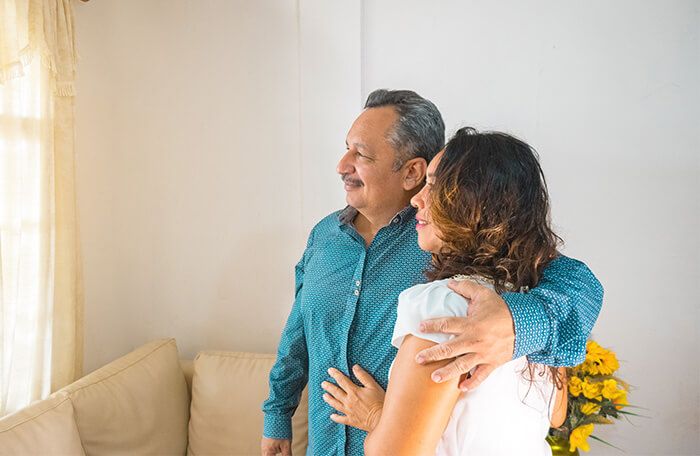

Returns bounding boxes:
[321,365,385,432]
[415,279,516,391]
[261,437,291,456]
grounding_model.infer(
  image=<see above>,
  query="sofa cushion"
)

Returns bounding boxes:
[0,392,85,455]
[181,359,194,394]
[60,338,190,455]
[187,351,308,456]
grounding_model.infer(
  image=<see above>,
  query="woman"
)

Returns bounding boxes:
[322,127,567,455]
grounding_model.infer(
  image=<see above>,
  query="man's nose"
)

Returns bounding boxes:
[336,150,354,175]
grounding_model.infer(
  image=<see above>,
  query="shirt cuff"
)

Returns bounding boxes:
[263,414,293,440]
[502,292,552,359]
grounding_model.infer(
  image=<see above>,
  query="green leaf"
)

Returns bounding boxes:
[614,404,649,411]
[590,435,625,452]
[616,410,649,418]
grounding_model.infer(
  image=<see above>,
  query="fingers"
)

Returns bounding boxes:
[280,440,292,456]
[322,392,345,412]
[352,364,381,389]
[429,353,480,384]
[447,279,485,300]
[418,316,468,336]
[321,380,347,400]
[327,368,356,391]
[415,333,473,364]
[330,413,350,425]
[458,363,496,391]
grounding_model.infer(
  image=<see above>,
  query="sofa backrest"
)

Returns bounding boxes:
[60,338,190,455]
[0,392,85,455]
[0,340,310,456]
[187,351,308,456]
[181,359,194,393]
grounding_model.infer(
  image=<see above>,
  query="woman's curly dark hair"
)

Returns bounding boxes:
[426,127,561,293]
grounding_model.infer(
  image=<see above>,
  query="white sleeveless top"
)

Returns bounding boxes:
[391,279,555,456]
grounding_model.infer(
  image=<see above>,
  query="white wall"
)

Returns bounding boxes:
[75,0,360,366]
[362,1,699,454]
[75,1,699,454]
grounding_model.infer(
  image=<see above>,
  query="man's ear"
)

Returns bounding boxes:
[402,157,427,192]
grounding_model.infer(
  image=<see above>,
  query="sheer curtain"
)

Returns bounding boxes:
[0,0,82,415]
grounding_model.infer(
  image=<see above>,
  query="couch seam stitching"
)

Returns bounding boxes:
[0,395,73,433]
[195,351,275,360]
[64,339,176,396]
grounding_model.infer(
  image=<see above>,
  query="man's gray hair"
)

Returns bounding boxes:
[364,89,445,170]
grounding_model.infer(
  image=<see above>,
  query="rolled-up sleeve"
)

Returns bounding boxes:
[502,255,604,366]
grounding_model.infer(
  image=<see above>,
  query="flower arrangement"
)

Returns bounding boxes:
[548,340,635,454]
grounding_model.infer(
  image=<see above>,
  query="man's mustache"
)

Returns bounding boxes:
[341,175,363,187]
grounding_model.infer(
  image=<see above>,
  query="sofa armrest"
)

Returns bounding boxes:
[0,392,85,456]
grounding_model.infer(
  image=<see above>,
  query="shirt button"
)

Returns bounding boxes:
[392,218,399,224]
[354,290,359,296]
[355,280,361,286]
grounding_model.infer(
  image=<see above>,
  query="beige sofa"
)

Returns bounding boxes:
[0,339,308,455]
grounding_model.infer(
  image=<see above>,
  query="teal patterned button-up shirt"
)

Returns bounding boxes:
[262,206,603,455]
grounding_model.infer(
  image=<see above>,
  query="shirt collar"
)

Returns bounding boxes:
[337,205,417,227]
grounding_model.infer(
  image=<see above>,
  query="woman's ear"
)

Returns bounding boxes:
[402,157,427,192]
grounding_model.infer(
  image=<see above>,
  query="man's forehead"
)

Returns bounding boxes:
[345,139,368,149]
[356,106,397,129]
[347,108,397,147]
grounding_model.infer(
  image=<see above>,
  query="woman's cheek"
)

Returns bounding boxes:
[418,226,441,253]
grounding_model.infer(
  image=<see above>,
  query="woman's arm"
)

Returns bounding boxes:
[364,335,461,456]
[550,367,568,428]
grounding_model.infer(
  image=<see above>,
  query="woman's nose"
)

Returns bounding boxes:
[410,187,425,209]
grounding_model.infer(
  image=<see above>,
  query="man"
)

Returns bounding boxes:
[261,89,602,456]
